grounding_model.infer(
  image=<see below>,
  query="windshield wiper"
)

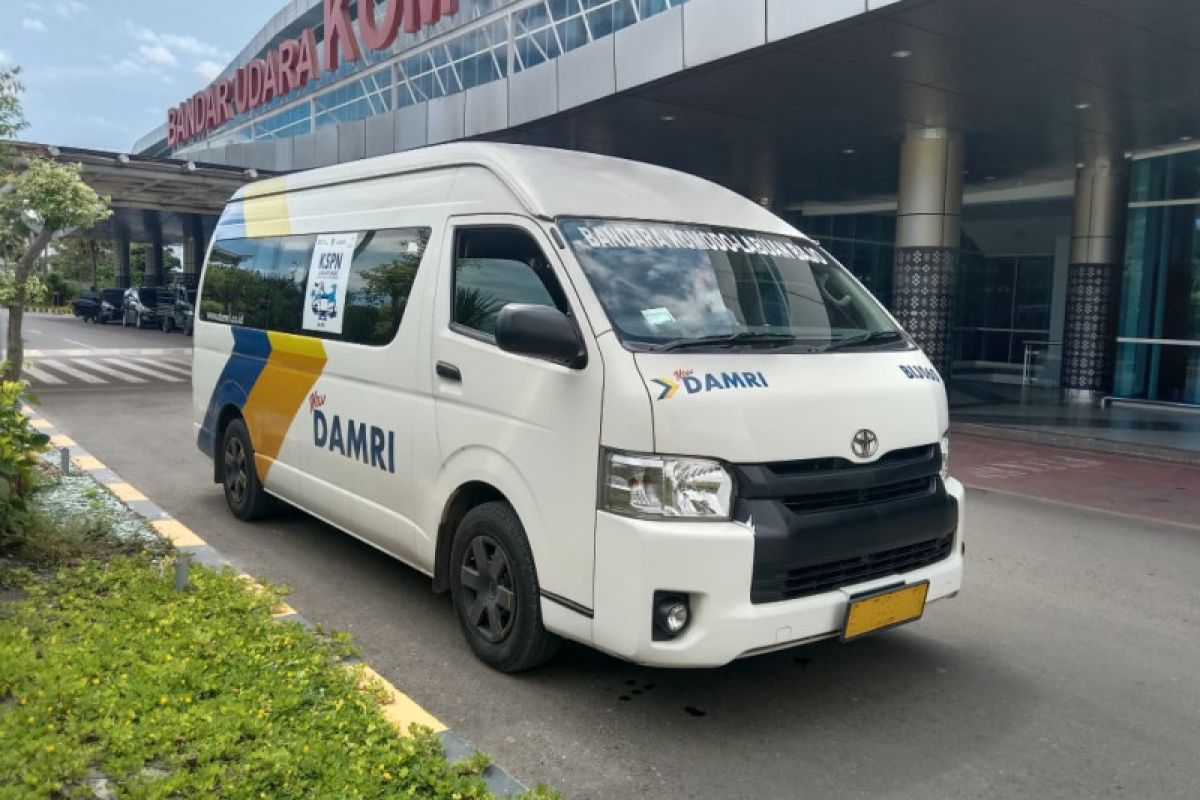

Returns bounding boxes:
[654,332,805,352]
[820,330,907,352]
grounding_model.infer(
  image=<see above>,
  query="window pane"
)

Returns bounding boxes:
[341,228,432,346]
[453,228,560,336]
[201,228,430,346]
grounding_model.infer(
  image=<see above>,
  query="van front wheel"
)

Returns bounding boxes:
[221,419,277,521]
[450,502,560,673]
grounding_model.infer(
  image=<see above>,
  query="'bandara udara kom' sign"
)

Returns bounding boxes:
[167,0,459,148]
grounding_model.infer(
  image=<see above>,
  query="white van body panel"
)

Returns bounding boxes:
[194,142,964,668]
[632,351,948,462]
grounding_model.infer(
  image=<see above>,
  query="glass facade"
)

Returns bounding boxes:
[183,0,690,152]
[804,199,1069,385]
[1115,147,1200,405]
[799,213,895,307]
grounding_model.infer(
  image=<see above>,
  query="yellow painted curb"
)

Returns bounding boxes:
[31,418,53,430]
[271,602,298,618]
[152,519,205,548]
[50,434,76,448]
[107,482,148,503]
[72,455,106,471]
[356,664,447,735]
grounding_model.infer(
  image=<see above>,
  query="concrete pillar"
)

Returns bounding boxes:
[146,212,164,287]
[182,215,206,279]
[892,127,964,377]
[114,226,131,289]
[1060,156,1128,401]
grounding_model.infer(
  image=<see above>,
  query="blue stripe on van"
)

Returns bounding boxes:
[197,327,273,458]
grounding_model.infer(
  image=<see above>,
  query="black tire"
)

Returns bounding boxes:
[161,315,173,333]
[450,502,560,673]
[220,419,277,521]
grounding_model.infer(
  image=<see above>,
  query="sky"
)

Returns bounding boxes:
[0,0,284,151]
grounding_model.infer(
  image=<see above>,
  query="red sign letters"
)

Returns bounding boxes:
[167,0,459,148]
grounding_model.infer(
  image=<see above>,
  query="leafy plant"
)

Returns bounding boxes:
[0,557,508,798]
[0,381,49,545]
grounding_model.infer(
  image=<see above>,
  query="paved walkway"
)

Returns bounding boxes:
[953,431,1200,529]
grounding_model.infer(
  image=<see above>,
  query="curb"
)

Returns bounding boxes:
[950,421,1200,466]
[21,404,528,798]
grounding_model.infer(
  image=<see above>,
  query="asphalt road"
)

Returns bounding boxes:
[22,312,1200,799]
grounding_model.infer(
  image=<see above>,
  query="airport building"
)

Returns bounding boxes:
[134,0,1200,408]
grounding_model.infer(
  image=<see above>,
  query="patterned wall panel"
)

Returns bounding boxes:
[893,246,958,377]
[1061,262,1122,393]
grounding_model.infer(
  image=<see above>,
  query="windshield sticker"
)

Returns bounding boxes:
[302,232,358,335]
[641,307,676,326]
[572,223,826,263]
[651,368,769,401]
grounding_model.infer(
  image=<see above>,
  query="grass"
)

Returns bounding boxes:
[0,556,526,799]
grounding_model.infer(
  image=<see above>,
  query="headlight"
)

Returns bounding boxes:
[940,433,950,480]
[602,451,734,519]
[101,301,113,310]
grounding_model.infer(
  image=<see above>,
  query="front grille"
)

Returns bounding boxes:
[751,534,955,604]
[782,475,935,514]
[767,444,937,476]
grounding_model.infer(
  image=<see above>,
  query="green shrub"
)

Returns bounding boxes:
[0,557,499,799]
[0,381,49,545]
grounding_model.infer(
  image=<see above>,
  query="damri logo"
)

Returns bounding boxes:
[308,391,397,474]
[651,368,770,401]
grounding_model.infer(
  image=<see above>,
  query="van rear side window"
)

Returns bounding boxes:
[201,227,431,346]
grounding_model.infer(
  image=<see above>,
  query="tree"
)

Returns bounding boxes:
[0,67,24,169]
[1,157,111,380]
[1,65,111,380]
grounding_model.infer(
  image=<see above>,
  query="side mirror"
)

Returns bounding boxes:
[495,304,588,370]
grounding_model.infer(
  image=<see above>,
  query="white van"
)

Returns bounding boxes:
[193,143,964,672]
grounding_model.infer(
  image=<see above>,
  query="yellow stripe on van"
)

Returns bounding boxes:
[242,333,328,481]
[242,177,292,238]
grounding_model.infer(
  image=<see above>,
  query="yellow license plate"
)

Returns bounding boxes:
[841,581,930,642]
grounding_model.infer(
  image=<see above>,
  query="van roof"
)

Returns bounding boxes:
[233,142,806,240]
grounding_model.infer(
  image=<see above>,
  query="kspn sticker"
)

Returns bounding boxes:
[302,233,358,335]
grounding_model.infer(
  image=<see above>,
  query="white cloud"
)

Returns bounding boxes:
[161,34,228,61]
[113,58,144,76]
[138,44,177,68]
[22,18,48,33]
[52,1,89,18]
[125,22,230,63]
[194,60,223,82]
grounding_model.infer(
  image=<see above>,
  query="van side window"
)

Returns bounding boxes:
[452,227,566,337]
[201,227,431,346]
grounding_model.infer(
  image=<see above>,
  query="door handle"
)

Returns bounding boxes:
[436,361,462,382]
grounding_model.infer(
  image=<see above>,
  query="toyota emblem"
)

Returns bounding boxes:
[851,429,879,459]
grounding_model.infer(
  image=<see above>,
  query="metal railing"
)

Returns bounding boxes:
[1021,340,1062,386]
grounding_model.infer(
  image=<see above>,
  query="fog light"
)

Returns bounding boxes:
[664,603,688,632]
[652,592,691,640]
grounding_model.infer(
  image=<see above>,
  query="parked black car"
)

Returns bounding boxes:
[72,291,100,321]
[160,285,197,336]
[87,288,126,324]
[122,287,169,329]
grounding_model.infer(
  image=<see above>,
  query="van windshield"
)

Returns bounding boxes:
[558,218,906,353]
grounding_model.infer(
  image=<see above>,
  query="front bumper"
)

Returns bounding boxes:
[590,478,965,667]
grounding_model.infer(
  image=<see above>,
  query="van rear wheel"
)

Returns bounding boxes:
[450,502,560,673]
[221,419,277,521]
